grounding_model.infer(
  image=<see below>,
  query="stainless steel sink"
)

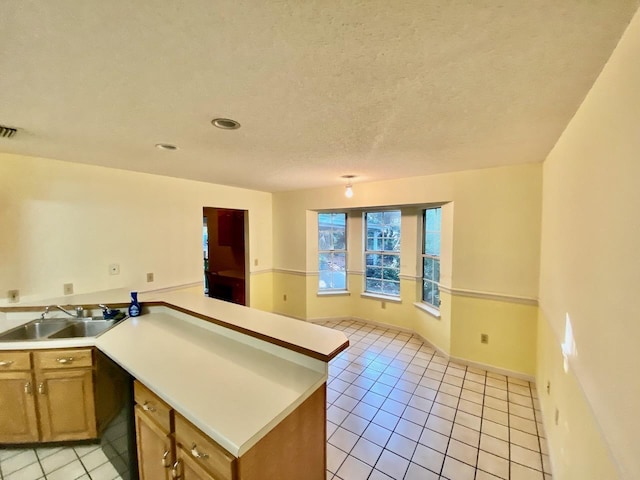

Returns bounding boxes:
[0,320,70,340]
[0,317,123,341]
[48,319,118,339]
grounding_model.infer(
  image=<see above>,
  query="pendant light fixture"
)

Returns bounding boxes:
[342,175,356,198]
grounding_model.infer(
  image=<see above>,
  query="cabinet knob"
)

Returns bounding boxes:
[56,357,74,364]
[161,450,171,468]
[24,382,32,394]
[171,460,182,479]
[38,382,46,395]
[191,443,209,459]
[0,360,14,367]
[142,401,156,412]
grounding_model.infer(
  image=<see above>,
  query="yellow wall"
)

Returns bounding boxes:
[537,9,640,479]
[450,295,537,376]
[272,163,542,376]
[0,153,273,305]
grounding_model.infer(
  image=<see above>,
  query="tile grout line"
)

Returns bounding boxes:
[473,368,487,480]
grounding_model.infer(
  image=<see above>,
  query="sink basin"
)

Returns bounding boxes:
[48,319,118,339]
[0,320,70,340]
[0,316,123,341]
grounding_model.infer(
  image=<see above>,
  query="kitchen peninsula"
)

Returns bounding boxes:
[0,287,349,479]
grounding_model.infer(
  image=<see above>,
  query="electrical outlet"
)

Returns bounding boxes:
[146,272,154,283]
[109,263,120,275]
[63,283,74,295]
[7,289,19,303]
[283,294,287,301]
[554,408,560,426]
[254,258,259,266]
[546,381,551,395]
[480,333,489,344]
[381,301,386,309]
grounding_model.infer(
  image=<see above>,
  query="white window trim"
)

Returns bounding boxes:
[414,301,441,318]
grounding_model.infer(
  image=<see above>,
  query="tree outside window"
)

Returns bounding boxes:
[365,210,401,296]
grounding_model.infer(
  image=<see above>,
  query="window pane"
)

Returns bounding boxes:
[383,236,399,252]
[319,253,331,271]
[423,280,433,304]
[383,281,400,296]
[366,212,383,225]
[383,210,401,226]
[333,225,346,250]
[433,284,440,307]
[383,255,398,268]
[330,271,347,290]
[366,278,383,294]
[434,259,440,282]
[366,266,382,279]
[425,232,440,256]
[423,257,433,280]
[382,268,398,281]
[366,254,382,266]
[318,213,332,225]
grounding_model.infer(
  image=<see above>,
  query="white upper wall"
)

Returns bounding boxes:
[0,153,273,304]
[539,8,640,479]
[273,164,542,299]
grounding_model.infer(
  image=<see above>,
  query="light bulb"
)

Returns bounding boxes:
[345,184,353,198]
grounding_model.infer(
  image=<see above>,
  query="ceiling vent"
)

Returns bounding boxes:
[0,125,18,138]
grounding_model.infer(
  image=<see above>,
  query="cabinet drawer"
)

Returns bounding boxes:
[134,381,172,433]
[175,413,236,480]
[0,351,31,371]
[34,348,93,370]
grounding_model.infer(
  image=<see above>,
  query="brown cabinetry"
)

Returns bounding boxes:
[0,360,38,443]
[134,381,174,480]
[0,347,121,444]
[133,380,326,480]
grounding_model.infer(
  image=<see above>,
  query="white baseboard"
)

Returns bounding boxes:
[305,315,535,382]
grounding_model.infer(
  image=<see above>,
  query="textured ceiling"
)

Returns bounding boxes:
[0,1,638,192]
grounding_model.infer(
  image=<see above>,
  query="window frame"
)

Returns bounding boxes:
[364,210,401,297]
[421,206,442,309]
[317,212,348,292]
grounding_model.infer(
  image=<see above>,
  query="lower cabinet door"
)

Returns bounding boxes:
[0,371,39,443]
[36,368,97,442]
[175,446,217,480]
[135,406,173,480]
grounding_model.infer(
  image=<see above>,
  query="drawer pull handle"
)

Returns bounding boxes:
[161,450,171,468]
[171,460,182,479]
[38,382,46,395]
[191,443,209,459]
[0,360,14,367]
[142,401,156,412]
[24,382,32,394]
[56,357,74,364]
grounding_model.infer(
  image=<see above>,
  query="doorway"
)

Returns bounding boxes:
[202,207,249,306]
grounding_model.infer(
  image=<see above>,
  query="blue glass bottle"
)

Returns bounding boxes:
[128,291,141,317]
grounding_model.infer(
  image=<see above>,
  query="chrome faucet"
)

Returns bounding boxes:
[40,306,51,320]
[55,305,85,318]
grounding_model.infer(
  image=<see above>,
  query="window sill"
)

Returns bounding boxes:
[317,290,351,297]
[414,302,441,319]
[361,292,402,303]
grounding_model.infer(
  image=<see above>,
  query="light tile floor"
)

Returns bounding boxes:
[0,409,130,480]
[321,319,552,480]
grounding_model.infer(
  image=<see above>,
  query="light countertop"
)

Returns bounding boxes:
[96,313,326,457]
